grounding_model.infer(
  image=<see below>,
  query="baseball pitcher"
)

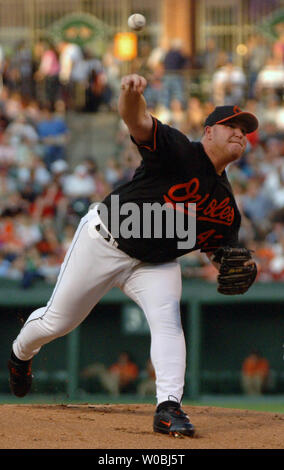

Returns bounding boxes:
[8,74,258,437]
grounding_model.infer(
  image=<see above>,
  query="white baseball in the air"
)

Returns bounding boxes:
[128,13,146,31]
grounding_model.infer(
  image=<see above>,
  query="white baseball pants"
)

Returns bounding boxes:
[12,208,186,405]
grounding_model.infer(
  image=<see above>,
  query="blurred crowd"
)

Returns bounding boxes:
[0,30,284,287]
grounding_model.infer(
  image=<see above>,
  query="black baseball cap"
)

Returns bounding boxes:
[204,105,259,134]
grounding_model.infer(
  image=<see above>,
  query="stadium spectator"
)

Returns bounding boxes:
[24,99,41,126]
[102,44,121,107]
[244,34,270,99]
[211,54,247,106]
[197,37,220,75]
[3,254,26,281]
[240,176,275,238]
[104,157,124,188]
[31,179,68,223]
[254,57,284,102]
[34,40,60,108]
[167,98,187,130]
[62,164,96,217]
[0,166,17,198]
[3,91,23,120]
[14,211,42,249]
[184,96,206,139]
[161,38,189,109]
[81,156,111,200]
[62,164,96,198]
[272,23,284,64]
[81,351,139,395]
[258,96,284,131]
[241,350,270,395]
[57,41,83,108]
[6,40,34,99]
[4,113,38,146]
[36,102,69,169]
[20,246,44,288]
[71,48,107,112]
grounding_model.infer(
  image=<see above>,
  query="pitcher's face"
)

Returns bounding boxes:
[209,122,247,161]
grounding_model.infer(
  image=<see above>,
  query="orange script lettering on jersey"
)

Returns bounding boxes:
[163,177,234,226]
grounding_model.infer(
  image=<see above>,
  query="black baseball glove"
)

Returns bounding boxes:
[212,247,257,295]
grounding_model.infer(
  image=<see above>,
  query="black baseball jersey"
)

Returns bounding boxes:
[100,117,241,263]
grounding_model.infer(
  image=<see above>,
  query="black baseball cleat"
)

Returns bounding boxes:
[8,352,33,397]
[153,400,195,437]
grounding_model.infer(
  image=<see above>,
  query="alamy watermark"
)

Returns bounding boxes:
[88,195,196,249]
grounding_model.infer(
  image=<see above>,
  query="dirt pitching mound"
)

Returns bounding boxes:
[1,403,283,449]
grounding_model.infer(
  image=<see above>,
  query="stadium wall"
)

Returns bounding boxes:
[1,279,284,397]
